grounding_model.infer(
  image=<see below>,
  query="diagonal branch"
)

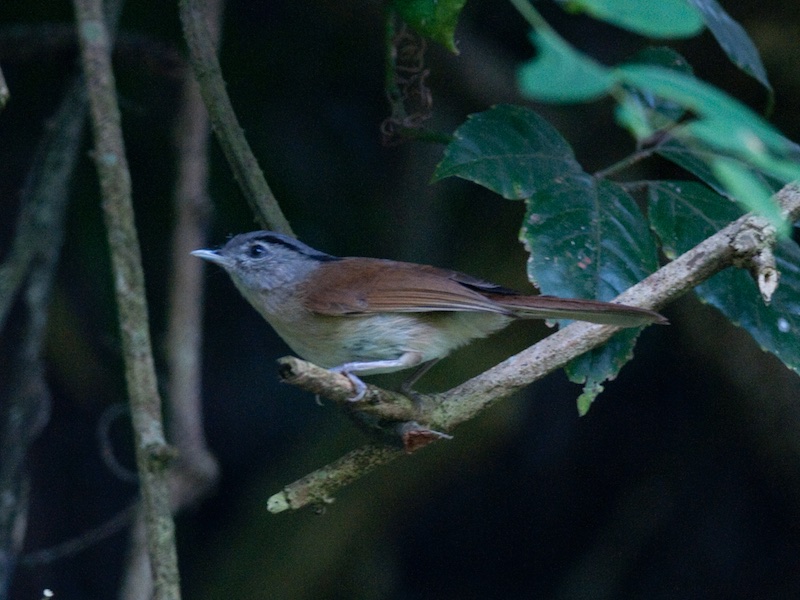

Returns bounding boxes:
[269,182,800,513]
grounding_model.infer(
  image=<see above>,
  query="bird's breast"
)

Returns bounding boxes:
[262,310,513,370]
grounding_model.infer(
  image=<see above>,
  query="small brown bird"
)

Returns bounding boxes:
[193,231,666,399]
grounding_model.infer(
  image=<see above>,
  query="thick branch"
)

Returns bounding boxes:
[269,182,800,513]
[178,0,292,235]
[72,1,180,599]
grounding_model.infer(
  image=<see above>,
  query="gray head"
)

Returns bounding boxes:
[191,231,339,291]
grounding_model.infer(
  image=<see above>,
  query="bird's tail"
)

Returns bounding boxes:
[489,294,668,327]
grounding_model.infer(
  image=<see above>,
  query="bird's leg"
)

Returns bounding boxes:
[400,359,441,397]
[330,352,424,402]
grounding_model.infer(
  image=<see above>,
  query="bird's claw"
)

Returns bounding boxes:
[330,368,368,401]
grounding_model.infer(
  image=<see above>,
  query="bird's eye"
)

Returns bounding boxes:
[247,243,267,258]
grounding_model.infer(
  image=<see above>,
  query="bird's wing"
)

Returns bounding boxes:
[300,258,512,316]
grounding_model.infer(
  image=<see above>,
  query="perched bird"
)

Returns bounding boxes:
[193,231,666,400]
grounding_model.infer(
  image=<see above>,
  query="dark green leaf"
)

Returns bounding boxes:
[433,105,582,199]
[647,180,736,258]
[518,29,613,102]
[522,176,658,297]
[392,0,467,53]
[561,0,704,38]
[570,329,643,414]
[656,137,784,196]
[648,181,800,375]
[522,176,660,411]
[688,0,772,91]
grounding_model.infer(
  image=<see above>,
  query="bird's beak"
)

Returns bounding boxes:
[191,249,231,268]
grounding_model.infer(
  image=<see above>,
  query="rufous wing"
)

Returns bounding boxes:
[300,258,511,315]
[301,257,667,327]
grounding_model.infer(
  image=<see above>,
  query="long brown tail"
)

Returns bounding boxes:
[488,294,668,327]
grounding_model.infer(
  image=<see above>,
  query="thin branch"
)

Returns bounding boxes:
[0,4,126,596]
[0,76,86,330]
[165,0,221,511]
[178,0,293,235]
[72,2,180,600]
[0,70,88,600]
[268,182,800,512]
[20,503,137,566]
[593,146,658,179]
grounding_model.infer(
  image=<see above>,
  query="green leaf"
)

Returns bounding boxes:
[570,329,642,414]
[576,380,604,416]
[617,48,693,136]
[688,0,772,91]
[433,105,582,199]
[392,0,467,53]
[614,65,798,231]
[656,137,786,197]
[615,91,657,141]
[648,181,800,376]
[518,29,614,102]
[521,176,660,411]
[656,138,735,195]
[647,181,737,259]
[522,176,658,297]
[614,65,788,153]
[711,157,788,235]
[561,0,704,38]
[656,138,791,234]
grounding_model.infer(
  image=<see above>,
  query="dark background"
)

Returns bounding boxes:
[2,1,800,598]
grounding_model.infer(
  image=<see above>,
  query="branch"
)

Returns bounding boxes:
[0,76,87,330]
[72,1,180,599]
[120,4,223,599]
[178,0,293,235]
[268,182,800,513]
[0,50,90,600]
[166,0,221,512]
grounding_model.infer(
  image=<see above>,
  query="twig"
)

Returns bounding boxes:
[0,76,87,330]
[72,1,180,599]
[277,357,417,421]
[0,3,126,596]
[268,182,800,512]
[178,0,293,235]
[20,503,138,566]
[0,70,88,600]
[165,0,221,511]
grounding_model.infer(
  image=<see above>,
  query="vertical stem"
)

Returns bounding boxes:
[71,1,180,599]
[166,0,221,490]
[178,0,293,235]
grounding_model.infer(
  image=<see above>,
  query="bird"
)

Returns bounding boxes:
[192,231,666,400]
